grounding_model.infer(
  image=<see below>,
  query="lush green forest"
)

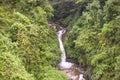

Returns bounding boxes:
[0,0,120,80]
[0,0,66,80]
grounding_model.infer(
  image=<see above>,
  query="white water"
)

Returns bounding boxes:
[58,29,74,69]
[79,74,85,80]
[57,29,85,80]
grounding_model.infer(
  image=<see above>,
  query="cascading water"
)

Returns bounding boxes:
[57,29,86,80]
[58,29,74,69]
[57,29,66,62]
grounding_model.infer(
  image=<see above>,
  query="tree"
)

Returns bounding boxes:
[64,0,120,79]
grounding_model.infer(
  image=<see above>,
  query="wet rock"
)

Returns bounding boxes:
[60,66,86,80]
[48,23,63,31]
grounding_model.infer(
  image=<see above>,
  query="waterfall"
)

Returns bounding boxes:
[57,29,86,80]
[58,29,66,62]
[57,29,74,69]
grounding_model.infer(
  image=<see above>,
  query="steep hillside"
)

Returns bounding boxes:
[52,0,120,80]
[0,0,67,80]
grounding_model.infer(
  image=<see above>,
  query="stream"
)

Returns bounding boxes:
[57,29,86,80]
[49,23,86,80]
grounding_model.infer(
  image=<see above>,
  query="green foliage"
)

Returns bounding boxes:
[0,33,35,80]
[30,6,48,25]
[52,0,87,26]
[64,0,120,79]
[41,66,67,80]
[2,0,120,80]
[14,12,30,24]
[0,1,66,80]
[0,52,35,80]
[76,0,92,3]
[91,52,108,66]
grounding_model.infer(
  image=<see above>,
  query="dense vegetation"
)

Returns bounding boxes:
[0,0,67,80]
[1,0,120,80]
[52,0,120,80]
